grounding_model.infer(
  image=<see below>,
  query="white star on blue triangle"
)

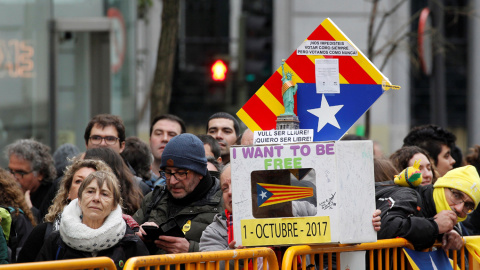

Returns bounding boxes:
[297,83,384,141]
[256,184,273,207]
[307,94,344,132]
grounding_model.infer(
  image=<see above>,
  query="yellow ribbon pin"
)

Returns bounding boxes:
[182,220,191,233]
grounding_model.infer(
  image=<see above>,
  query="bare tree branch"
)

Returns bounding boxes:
[369,0,408,60]
[372,9,422,59]
[367,0,379,59]
[379,43,398,71]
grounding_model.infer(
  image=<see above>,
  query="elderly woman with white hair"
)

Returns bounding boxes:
[35,171,149,268]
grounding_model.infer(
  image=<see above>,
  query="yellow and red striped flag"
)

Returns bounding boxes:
[257,183,313,207]
[237,18,398,142]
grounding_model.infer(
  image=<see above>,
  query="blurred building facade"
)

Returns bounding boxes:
[0,0,137,165]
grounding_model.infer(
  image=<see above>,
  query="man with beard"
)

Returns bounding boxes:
[133,134,223,254]
[206,112,239,165]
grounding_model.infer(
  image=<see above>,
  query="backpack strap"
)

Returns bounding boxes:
[55,245,62,260]
[6,207,23,215]
[4,206,27,263]
[144,185,166,222]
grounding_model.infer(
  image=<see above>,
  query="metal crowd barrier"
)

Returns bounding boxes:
[282,238,415,270]
[0,257,116,270]
[431,239,477,270]
[4,238,480,270]
[123,247,279,270]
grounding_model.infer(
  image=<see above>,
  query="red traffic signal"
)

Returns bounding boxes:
[211,60,227,81]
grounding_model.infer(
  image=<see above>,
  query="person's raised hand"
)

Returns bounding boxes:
[24,190,32,209]
[434,210,457,234]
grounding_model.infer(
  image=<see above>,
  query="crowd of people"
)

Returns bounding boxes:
[368,124,480,252]
[1,112,480,269]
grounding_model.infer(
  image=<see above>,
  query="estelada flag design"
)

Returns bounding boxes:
[257,183,313,207]
[465,236,480,264]
[237,18,399,142]
[403,248,453,270]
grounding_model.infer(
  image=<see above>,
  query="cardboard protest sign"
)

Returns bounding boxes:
[231,17,387,248]
[231,140,376,246]
[237,18,399,141]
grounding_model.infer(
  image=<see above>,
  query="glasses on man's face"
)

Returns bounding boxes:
[89,135,119,145]
[164,170,190,181]
[8,168,33,179]
[448,188,475,214]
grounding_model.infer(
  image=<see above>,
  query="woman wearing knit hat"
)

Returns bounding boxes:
[376,165,480,250]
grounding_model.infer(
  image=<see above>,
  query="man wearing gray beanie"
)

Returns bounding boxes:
[133,133,223,254]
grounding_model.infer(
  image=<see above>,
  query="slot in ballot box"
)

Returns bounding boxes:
[230,140,377,247]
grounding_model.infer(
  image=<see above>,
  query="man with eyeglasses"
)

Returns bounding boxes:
[83,114,151,196]
[84,114,126,154]
[132,133,223,254]
[376,165,480,250]
[5,139,57,220]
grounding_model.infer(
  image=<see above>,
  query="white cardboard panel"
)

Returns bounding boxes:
[336,140,377,243]
[231,140,376,246]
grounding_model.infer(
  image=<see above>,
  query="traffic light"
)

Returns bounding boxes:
[208,57,230,104]
[211,59,228,81]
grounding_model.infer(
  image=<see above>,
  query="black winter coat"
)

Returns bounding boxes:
[35,225,149,269]
[375,183,441,250]
[0,207,34,263]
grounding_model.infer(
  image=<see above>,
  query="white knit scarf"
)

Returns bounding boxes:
[59,198,126,252]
